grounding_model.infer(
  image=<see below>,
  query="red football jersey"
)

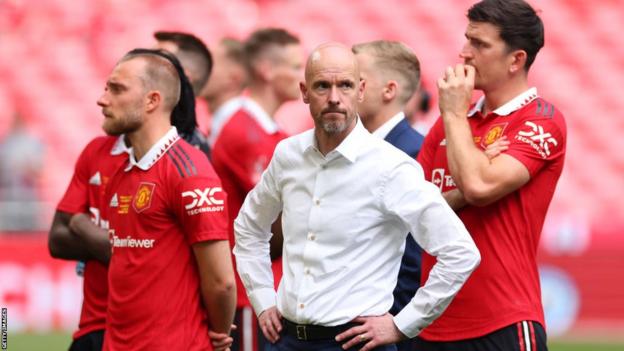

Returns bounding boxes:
[56,136,128,340]
[417,90,567,340]
[211,99,287,307]
[103,128,229,351]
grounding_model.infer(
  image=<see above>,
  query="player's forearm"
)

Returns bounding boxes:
[202,281,237,333]
[69,213,111,264]
[48,211,93,261]
[442,114,491,193]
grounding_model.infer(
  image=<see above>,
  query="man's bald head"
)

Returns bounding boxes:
[305,42,359,83]
[300,42,365,138]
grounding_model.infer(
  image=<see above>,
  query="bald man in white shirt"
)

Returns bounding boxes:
[233,42,480,351]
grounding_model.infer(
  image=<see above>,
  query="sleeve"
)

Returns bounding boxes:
[416,117,443,181]
[505,114,566,177]
[381,160,481,338]
[56,142,93,214]
[173,169,230,245]
[232,144,284,316]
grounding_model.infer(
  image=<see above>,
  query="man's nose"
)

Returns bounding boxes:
[97,94,108,107]
[459,42,472,60]
[328,85,340,105]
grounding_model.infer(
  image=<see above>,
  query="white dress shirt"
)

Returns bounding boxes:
[371,111,405,139]
[234,119,480,338]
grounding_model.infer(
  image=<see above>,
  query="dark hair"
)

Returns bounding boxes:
[154,31,213,95]
[243,28,299,76]
[221,38,246,66]
[468,0,544,70]
[123,48,197,137]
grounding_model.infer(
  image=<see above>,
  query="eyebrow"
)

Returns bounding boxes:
[107,81,126,90]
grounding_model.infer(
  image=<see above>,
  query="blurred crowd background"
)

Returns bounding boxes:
[0,0,623,346]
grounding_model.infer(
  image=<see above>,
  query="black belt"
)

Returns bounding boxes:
[283,319,358,341]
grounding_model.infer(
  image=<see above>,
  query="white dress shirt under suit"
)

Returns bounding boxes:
[234,119,480,338]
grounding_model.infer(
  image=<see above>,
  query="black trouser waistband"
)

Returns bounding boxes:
[282,319,358,341]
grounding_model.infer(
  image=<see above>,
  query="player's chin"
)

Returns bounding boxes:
[102,121,122,136]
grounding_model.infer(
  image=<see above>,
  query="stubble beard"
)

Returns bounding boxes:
[318,111,355,135]
[103,109,143,136]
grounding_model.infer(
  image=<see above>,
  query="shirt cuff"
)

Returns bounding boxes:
[393,303,424,339]
[248,287,277,317]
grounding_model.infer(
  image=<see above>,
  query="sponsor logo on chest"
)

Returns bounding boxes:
[109,229,155,251]
[431,168,456,191]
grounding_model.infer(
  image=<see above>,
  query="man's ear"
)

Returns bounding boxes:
[382,80,398,103]
[145,91,161,112]
[509,49,527,74]
[300,82,309,104]
[255,59,273,82]
[357,79,366,103]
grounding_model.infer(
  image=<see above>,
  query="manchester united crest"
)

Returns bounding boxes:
[133,182,155,213]
[482,123,508,148]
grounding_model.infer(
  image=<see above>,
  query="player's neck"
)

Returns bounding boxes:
[127,119,173,161]
[482,78,529,116]
[247,85,281,118]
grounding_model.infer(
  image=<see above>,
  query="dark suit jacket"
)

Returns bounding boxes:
[384,117,425,316]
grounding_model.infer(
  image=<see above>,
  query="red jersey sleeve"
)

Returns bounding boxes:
[171,167,230,245]
[416,117,444,181]
[505,108,567,177]
[56,140,95,214]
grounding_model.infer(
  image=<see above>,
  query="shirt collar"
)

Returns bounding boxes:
[209,97,245,146]
[242,97,279,134]
[304,117,369,163]
[110,135,131,155]
[125,127,179,172]
[372,111,405,139]
[468,87,538,117]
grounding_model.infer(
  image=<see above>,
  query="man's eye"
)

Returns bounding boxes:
[316,82,329,90]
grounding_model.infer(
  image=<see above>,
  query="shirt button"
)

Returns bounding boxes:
[308,233,315,240]
[305,268,311,275]
[321,164,327,170]
[299,303,304,309]
[315,199,320,206]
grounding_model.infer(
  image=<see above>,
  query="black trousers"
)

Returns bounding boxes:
[68,330,104,351]
[415,321,547,351]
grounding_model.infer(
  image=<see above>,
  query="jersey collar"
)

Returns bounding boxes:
[110,135,132,156]
[209,97,244,146]
[242,97,280,134]
[468,87,538,117]
[125,127,179,172]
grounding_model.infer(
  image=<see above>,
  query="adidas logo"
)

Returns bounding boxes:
[439,139,447,146]
[110,193,119,207]
[89,171,102,185]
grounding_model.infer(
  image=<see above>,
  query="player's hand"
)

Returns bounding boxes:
[208,324,236,351]
[258,306,282,343]
[484,135,510,160]
[335,313,406,351]
[437,63,475,119]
